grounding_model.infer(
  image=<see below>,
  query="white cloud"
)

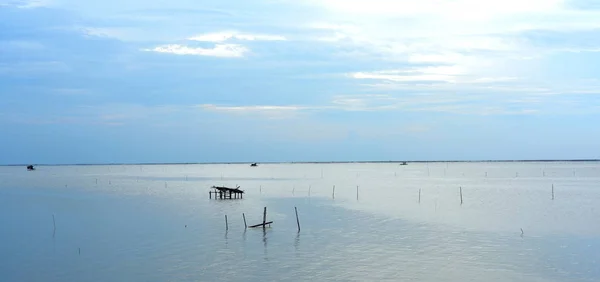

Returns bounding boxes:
[196,91,547,116]
[78,27,125,39]
[0,0,49,8]
[350,66,466,84]
[311,0,565,18]
[303,0,600,100]
[188,31,286,42]
[197,104,310,119]
[143,44,248,58]
[198,104,305,112]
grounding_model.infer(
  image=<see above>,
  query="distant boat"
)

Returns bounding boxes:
[26,165,35,171]
[400,162,408,166]
[250,163,258,167]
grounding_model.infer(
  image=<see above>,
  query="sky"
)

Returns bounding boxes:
[2,0,600,164]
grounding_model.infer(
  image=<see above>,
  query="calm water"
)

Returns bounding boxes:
[1,162,599,281]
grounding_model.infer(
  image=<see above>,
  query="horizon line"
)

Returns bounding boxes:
[2,159,600,166]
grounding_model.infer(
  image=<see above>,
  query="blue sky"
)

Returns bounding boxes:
[2,0,600,164]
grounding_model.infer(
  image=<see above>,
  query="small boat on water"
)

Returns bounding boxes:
[27,165,35,171]
[400,162,408,166]
[250,163,258,167]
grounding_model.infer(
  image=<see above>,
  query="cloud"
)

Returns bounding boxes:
[0,0,49,8]
[302,0,600,100]
[330,94,399,111]
[350,66,465,84]
[143,44,248,57]
[188,31,286,42]
[77,27,131,39]
[197,104,310,119]
[311,0,564,18]
[196,92,546,116]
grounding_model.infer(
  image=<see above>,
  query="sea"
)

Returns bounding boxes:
[0,162,599,281]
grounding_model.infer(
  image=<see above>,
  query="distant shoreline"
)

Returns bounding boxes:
[2,159,600,166]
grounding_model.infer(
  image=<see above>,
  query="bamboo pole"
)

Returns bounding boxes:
[263,207,267,228]
[295,207,300,232]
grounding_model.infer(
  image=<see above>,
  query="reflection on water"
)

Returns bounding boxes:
[0,162,599,281]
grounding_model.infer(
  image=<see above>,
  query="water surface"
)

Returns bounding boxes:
[1,162,599,281]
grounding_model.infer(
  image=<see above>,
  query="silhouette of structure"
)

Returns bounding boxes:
[209,186,244,199]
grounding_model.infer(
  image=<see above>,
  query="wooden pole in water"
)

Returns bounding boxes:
[292,186,295,195]
[552,184,555,200]
[332,185,335,199]
[52,214,56,233]
[295,207,300,232]
[308,185,311,197]
[418,188,421,204]
[262,207,267,228]
[225,215,228,231]
[356,185,359,201]
[459,187,463,205]
[243,213,247,229]
[260,185,262,194]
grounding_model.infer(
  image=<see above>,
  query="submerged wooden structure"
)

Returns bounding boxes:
[248,207,272,228]
[210,186,244,199]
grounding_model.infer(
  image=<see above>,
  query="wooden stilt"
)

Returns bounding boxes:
[249,207,272,228]
[295,207,300,232]
[263,207,267,227]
